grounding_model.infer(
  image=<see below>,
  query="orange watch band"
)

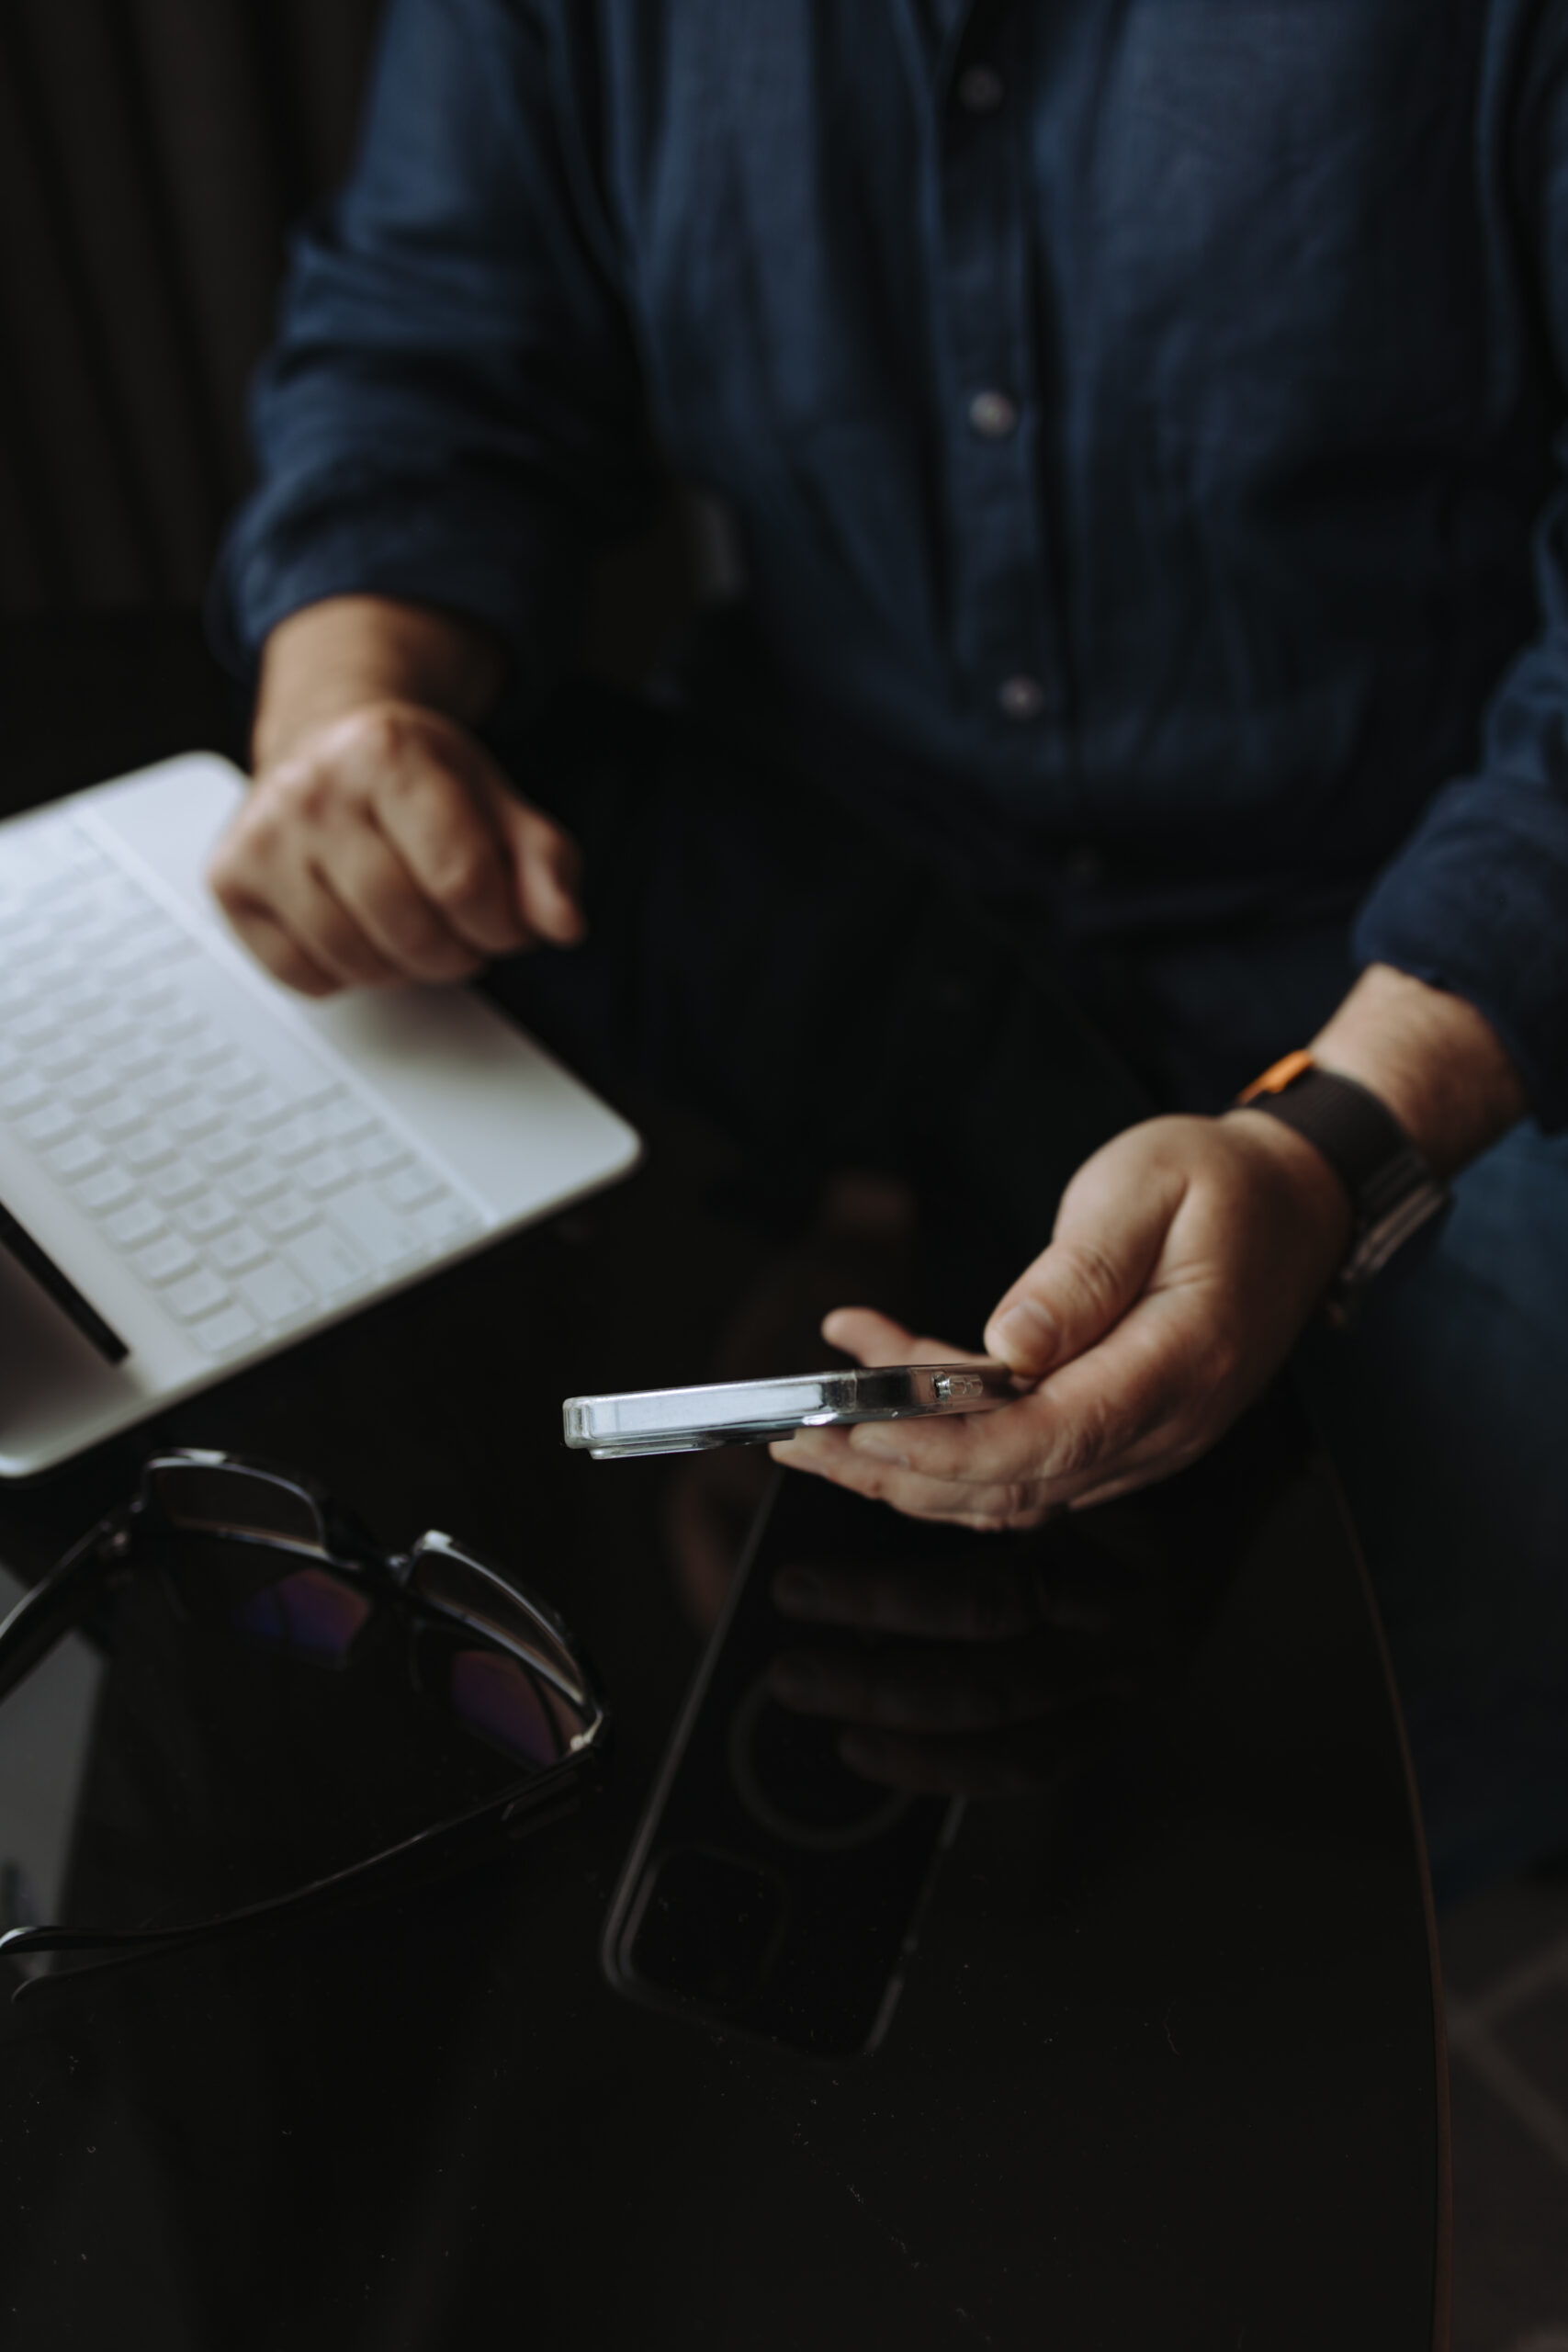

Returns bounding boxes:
[1235,1048,1314,1105]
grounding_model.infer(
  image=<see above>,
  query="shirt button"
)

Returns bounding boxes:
[998,675,1045,721]
[967,389,1019,440]
[957,64,1005,113]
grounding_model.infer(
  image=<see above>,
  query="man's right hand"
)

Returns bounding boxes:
[208,594,585,997]
[209,700,585,997]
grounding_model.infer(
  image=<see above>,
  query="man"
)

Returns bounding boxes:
[209,0,1568,1901]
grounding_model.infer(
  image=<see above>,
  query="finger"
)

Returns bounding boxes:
[482,775,587,946]
[373,758,534,957]
[872,1276,1210,1491]
[321,822,486,983]
[220,864,401,992]
[819,1308,985,1371]
[209,899,342,998]
[290,866,405,989]
[310,818,486,983]
[773,1425,1051,1529]
[982,1159,1187,1381]
[779,1295,1206,1514]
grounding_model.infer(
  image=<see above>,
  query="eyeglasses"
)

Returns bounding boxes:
[0,1451,607,1973]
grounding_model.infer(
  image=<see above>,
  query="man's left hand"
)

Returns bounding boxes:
[771,1111,1352,1528]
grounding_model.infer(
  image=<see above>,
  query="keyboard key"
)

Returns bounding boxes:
[190,1302,261,1357]
[288,1222,369,1296]
[62,1067,118,1111]
[73,1164,137,1213]
[0,1071,48,1116]
[120,1126,176,1174]
[319,1099,378,1146]
[270,1112,330,1164]
[28,1036,93,1083]
[179,1190,237,1240]
[9,1004,62,1047]
[41,1131,107,1181]
[147,1157,206,1205]
[239,1087,297,1133]
[321,1182,423,1272]
[182,1033,236,1072]
[207,1222,268,1275]
[51,983,105,1022]
[167,1098,223,1141]
[228,1159,285,1204]
[256,1190,318,1241]
[131,1232,200,1284]
[411,1196,482,1250]
[236,1260,315,1325]
[139,1066,197,1108]
[92,1093,149,1142]
[16,1102,77,1148]
[209,1054,264,1102]
[122,1031,175,1078]
[379,1163,443,1212]
[151,1006,205,1044]
[296,1148,355,1198]
[104,1199,166,1250]
[197,1128,256,1176]
[350,1129,411,1178]
[164,1269,233,1324]
[81,1010,136,1050]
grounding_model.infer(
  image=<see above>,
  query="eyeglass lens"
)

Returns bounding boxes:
[146,1461,332,1555]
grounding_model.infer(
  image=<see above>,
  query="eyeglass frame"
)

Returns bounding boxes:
[0,1448,609,1976]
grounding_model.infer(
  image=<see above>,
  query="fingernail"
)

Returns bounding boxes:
[987,1297,1058,1363]
[768,1655,824,1705]
[773,1566,822,1614]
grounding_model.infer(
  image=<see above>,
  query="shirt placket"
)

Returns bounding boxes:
[930,6,1059,756]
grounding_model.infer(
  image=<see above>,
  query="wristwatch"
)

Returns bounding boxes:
[1233,1050,1450,1324]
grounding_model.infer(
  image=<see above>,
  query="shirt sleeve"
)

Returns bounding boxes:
[209,0,654,704]
[1352,40,1568,1132]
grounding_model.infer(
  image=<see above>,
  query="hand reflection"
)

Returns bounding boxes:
[764,1533,1146,1799]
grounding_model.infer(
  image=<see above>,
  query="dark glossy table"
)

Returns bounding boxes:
[0,658,1448,2349]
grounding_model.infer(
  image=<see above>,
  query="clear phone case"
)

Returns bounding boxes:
[562,1362,1014,1459]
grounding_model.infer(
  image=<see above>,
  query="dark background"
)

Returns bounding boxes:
[0,0,382,614]
[0,0,384,800]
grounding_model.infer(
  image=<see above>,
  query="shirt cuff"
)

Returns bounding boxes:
[1352,772,1568,1132]
[207,470,576,706]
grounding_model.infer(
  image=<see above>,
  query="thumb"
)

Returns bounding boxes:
[482,772,587,945]
[982,1167,1178,1381]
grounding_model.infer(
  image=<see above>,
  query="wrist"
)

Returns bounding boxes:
[1308,964,1525,1178]
[253,595,504,772]
[1223,1103,1357,1262]
[1230,1052,1452,1321]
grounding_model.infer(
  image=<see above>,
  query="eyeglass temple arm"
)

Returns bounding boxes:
[0,1521,122,1703]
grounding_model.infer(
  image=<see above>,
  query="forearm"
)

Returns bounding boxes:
[252,595,506,772]
[1304,962,1528,1177]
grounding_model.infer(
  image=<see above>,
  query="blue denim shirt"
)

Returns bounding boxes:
[213,0,1568,1124]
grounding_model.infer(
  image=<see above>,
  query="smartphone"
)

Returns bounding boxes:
[602,1469,962,2056]
[563,1361,1014,1460]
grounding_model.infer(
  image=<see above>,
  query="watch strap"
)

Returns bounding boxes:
[1234,1054,1450,1317]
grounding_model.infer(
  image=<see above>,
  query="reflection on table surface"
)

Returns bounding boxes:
[0,1235,1442,2352]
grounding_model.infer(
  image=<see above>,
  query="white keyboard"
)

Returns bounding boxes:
[0,812,485,1362]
